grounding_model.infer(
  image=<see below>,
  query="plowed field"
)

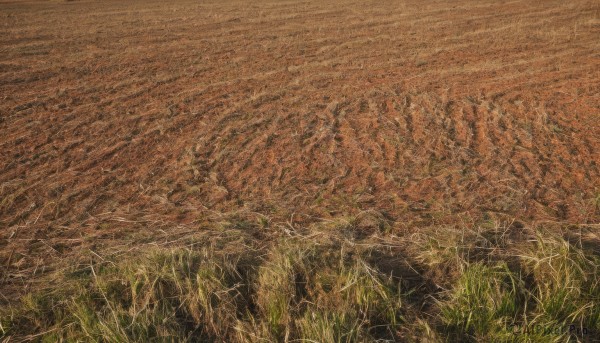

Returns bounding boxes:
[1,0,599,295]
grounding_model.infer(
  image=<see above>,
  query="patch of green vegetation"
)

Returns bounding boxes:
[247,239,405,341]
[439,262,525,341]
[2,224,598,342]
[15,249,251,341]
[521,233,600,333]
[420,227,600,343]
[1,238,404,342]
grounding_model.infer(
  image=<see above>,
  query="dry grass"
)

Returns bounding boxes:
[2,220,599,342]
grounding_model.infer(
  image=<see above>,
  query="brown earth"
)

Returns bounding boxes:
[1,0,599,297]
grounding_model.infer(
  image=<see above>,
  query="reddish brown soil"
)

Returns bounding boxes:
[1,0,599,294]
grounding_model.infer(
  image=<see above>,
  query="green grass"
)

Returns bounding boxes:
[1,223,599,342]
[439,262,524,341]
[521,233,600,335]
[1,238,404,342]
[420,226,600,343]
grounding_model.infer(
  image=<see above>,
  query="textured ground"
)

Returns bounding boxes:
[1,0,599,296]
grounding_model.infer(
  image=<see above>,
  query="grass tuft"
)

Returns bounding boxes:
[520,233,600,334]
[439,262,524,341]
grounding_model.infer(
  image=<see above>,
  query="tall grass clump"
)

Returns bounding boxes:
[429,228,599,342]
[1,248,256,342]
[519,233,600,334]
[438,262,525,342]
[298,258,404,342]
[1,238,406,342]
[242,238,405,341]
